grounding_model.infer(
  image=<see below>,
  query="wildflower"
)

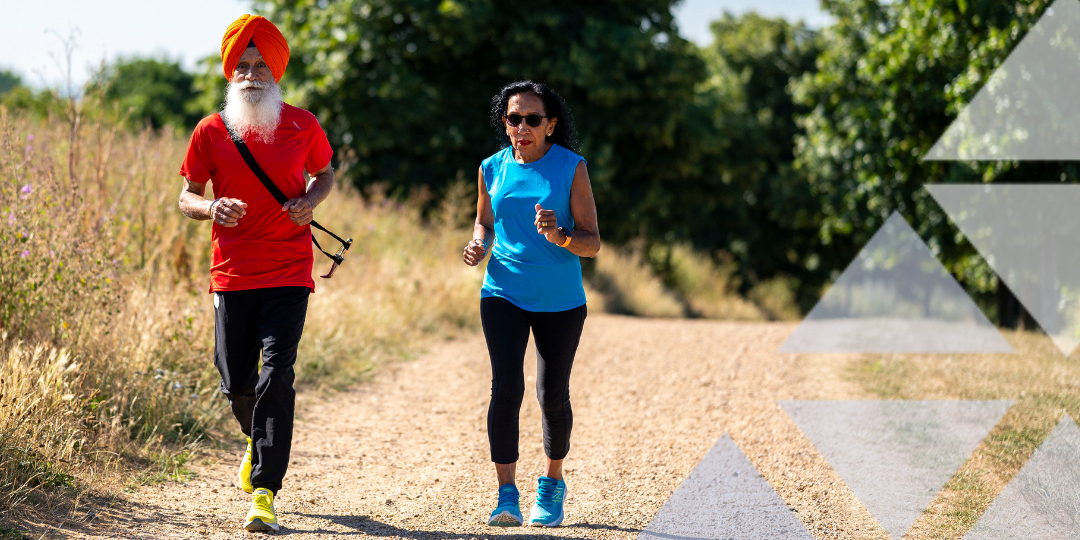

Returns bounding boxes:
[190,393,199,399]
[20,250,29,258]
[20,184,31,200]
[24,145,32,154]
[7,212,14,227]
[172,382,183,390]
[26,134,33,142]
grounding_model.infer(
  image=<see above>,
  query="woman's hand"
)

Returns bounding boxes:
[463,238,488,266]
[534,204,565,244]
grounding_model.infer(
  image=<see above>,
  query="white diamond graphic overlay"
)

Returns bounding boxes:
[779,212,1013,353]
[781,400,1013,540]
[927,184,1080,355]
[964,415,1080,540]
[926,0,1080,160]
[638,434,814,540]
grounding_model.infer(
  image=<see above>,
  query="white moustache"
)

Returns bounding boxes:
[235,79,269,90]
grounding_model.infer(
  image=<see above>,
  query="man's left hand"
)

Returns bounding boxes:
[283,197,314,226]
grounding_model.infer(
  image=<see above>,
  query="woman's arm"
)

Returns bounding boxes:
[540,161,600,258]
[464,167,496,266]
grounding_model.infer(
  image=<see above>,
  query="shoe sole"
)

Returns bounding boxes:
[528,511,564,527]
[244,518,280,532]
[487,512,523,527]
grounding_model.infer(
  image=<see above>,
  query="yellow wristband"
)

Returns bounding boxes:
[558,233,572,248]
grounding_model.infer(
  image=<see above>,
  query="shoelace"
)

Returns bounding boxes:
[497,488,518,508]
[536,480,557,505]
[254,492,273,509]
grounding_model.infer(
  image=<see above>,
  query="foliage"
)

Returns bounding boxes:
[0,70,21,96]
[188,55,227,122]
[93,57,202,129]
[793,0,1068,318]
[669,13,825,308]
[256,0,706,245]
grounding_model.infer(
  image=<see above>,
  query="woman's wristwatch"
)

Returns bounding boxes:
[557,227,572,247]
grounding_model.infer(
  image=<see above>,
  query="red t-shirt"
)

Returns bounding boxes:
[179,105,333,293]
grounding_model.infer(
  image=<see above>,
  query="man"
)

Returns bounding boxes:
[178,14,334,532]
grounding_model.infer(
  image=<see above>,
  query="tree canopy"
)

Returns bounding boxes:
[256,0,707,245]
[794,0,1065,321]
[94,57,202,129]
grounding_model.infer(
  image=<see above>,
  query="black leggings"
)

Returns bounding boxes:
[481,296,587,464]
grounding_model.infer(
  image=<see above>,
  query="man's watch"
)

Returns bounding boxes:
[557,227,573,248]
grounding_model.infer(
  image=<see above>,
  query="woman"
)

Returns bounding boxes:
[463,80,601,528]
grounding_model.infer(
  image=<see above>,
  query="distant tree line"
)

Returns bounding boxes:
[2,0,1057,323]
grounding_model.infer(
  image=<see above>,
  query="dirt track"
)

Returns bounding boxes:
[58,315,891,539]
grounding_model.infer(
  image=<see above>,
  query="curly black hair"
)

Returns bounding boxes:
[489,80,579,152]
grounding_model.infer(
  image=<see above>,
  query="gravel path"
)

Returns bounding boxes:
[62,315,888,539]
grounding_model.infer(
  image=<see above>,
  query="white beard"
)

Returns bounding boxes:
[222,79,283,144]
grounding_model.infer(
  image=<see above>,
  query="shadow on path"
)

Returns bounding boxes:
[286,512,641,539]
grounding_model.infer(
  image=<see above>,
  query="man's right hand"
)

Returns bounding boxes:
[212,198,248,227]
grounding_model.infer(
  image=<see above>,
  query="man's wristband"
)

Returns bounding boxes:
[208,198,221,218]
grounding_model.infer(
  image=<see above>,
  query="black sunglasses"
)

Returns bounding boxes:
[505,113,548,128]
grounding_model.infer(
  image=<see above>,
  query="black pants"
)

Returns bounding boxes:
[481,296,587,464]
[214,286,309,494]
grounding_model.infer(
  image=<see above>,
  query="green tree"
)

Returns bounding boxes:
[96,57,201,129]
[665,13,825,307]
[0,68,22,96]
[0,69,49,117]
[256,0,706,244]
[188,54,227,120]
[793,0,1063,323]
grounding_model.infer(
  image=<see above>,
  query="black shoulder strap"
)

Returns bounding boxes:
[220,114,350,265]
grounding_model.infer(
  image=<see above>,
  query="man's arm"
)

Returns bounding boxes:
[282,162,334,226]
[179,177,247,227]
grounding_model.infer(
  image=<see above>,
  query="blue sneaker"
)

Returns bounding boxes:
[528,476,567,527]
[487,484,523,527]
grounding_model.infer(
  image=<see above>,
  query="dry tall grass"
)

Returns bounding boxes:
[587,242,796,321]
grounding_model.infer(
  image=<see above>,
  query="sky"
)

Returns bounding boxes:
[0,0,829,88]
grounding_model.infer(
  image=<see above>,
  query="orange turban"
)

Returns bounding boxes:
[221,15,290,83]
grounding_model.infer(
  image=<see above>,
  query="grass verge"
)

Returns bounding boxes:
[847,331,1080,539]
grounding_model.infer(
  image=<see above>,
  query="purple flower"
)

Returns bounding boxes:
[20,250,29,258]
[26,134,33,142]
[20,184,31,194]
[24,145,31,154]
[7,212,14,227]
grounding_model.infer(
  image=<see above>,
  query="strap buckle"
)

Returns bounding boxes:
[319,238,353,279]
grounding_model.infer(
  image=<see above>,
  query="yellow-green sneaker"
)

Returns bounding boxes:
[239,437,253,494]
[244,488,279,532]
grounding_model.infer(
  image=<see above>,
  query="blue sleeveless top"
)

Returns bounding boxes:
[481,144,587,312]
